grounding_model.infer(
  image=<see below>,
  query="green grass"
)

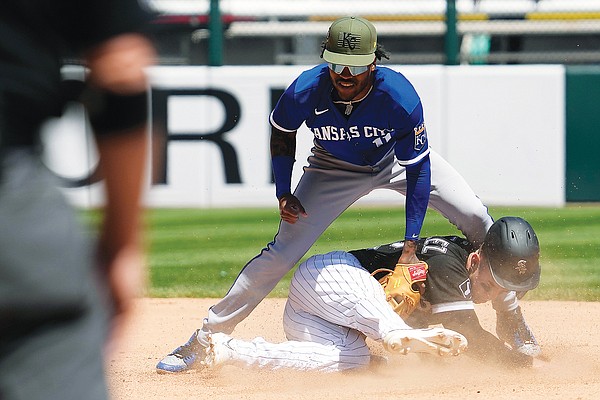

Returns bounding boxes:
[91,204,600,301]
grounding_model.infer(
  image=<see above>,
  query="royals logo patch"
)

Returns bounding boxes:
[413,123,427,151]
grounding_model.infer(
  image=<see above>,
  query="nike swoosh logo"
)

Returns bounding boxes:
[314,108,329,115]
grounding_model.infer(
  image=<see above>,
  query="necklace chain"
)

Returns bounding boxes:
[332,86,373,115]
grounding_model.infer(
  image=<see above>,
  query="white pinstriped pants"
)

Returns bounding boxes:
[220,251,410,372]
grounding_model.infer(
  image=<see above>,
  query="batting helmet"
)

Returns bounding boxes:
[482,217,541,292]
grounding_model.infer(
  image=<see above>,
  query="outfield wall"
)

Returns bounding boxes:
[42,64,568,208]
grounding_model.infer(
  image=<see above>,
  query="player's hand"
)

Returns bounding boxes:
[102,243,148,356]
[278,194,307,224]
[397,239,420,264]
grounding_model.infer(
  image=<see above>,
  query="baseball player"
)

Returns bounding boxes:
[199,217,540,372]
[156,16,517,373]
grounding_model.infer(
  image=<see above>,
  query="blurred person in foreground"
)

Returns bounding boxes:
[0,1,156,399]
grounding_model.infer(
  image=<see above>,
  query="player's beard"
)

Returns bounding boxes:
[330,70,373,101]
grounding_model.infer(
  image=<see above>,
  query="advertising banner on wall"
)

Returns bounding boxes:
[41,64,565,208]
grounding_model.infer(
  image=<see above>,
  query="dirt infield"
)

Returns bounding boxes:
[107,298,600,400]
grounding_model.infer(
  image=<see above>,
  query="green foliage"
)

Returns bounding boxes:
[139,205,600,300]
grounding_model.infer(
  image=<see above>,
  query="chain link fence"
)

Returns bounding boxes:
[145,0,600,65]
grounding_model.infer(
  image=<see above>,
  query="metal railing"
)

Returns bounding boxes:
[145,0,600,65]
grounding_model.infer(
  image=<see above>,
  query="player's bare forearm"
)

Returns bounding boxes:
[271,127,297,200]
[270,127,297,157]
[86,29,154,257]
[398,240,419,264]
[95,125,148,342]
[96,126,147,260]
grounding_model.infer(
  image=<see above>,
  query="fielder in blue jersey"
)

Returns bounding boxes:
[156,16,502,374]
[270,62,431,245]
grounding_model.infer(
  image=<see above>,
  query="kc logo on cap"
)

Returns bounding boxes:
[339,32,361,50]
[322,16,378,66]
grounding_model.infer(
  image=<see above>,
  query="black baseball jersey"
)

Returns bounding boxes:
[350,236,476,315]
[0,0,152,144]
[351,237,534,367]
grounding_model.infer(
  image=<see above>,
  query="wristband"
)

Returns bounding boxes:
[272,155,295,199]
[82,86,148,135]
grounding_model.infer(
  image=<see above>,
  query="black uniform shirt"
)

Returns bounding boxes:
[350,236,476,317]
[351,237,534,367]
[0,0,152,143]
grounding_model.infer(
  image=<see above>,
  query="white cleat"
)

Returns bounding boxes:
[383,328,468,357]
[203,332,235,368]
[156,329,206,373]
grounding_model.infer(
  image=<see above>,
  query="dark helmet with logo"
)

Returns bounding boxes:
[482,217,541,292]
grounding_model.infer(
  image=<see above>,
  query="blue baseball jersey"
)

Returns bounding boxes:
[270,64,430,167]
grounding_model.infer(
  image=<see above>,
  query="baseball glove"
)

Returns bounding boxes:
[372,261,429,319]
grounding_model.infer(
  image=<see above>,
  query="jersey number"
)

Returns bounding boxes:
[421,237,450,254]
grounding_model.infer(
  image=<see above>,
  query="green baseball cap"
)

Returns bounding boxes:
[322,16,377,67]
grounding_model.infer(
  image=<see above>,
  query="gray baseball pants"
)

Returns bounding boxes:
[0,150,109,400]
[203,146,493,335]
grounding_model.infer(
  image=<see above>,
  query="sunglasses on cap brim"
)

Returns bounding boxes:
[327,63,371,76]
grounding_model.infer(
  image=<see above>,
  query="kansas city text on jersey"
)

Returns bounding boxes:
[310,125,394,145]
[270,64,431,166]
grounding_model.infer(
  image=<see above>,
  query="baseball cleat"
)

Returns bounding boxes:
[383,327,467,357]
[497,306,541,357]
[203,332,235,368]
[156,329,206,373]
